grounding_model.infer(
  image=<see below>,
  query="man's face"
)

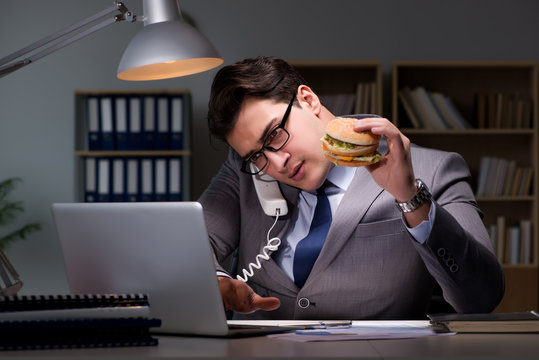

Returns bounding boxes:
[226,96,332,191]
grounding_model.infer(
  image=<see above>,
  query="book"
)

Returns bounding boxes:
[398,87,422,128]
[413,87,447,130]
[520,219,532,264]
[428,311,539,333]
[496,215,506,262]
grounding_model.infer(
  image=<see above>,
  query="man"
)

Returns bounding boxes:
[199,56,504,320]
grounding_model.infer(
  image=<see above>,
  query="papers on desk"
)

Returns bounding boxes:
[229,320,453,342]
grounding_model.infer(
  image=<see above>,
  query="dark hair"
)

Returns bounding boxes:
[207,56,307,141]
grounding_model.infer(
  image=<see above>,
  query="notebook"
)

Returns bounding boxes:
[51,201,294,337]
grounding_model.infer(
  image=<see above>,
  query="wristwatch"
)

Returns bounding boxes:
[395,178,432,213]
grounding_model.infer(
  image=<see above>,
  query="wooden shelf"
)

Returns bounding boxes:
[393,61,538,312]
[74,150,191,157]
[289,60,383,115]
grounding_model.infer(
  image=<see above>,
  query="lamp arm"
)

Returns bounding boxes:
[0,2,136,78]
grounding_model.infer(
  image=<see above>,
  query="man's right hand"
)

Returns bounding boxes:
[218,276,280,314]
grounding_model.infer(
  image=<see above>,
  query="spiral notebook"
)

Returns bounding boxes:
[52,202,294,337]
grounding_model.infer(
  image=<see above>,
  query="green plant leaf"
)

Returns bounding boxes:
[0,178,21,203]
[0,201,25,226]
[0,223,41,250]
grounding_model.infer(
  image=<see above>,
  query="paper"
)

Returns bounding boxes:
[266,320,454,342]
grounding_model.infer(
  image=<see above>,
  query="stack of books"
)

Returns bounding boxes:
[0,293,161,350]
[398,86,472,130]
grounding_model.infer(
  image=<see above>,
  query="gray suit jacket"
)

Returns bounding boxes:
[199,144,504,320]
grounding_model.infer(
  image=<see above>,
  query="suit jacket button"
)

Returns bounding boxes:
[437,248,446,257]
[298,297,310,309]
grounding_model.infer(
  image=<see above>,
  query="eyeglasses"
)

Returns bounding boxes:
[240,95,295,175]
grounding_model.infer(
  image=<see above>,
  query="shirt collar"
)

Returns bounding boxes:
[326,165,357,192]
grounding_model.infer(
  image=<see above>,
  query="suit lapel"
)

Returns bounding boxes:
[250,183,300,295]
[306,168,384,282]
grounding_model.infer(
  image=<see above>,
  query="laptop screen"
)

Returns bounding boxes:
[52,201,230,336]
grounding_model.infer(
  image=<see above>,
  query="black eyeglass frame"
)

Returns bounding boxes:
[240,95,295,175]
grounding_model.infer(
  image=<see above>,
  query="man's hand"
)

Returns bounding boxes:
[354,117,430,227]
[218,276,280,314]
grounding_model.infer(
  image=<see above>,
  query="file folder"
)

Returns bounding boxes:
[156,97,170,150]
[100,97,114,150]
[128,96,143,150]
[97,158,111,202]
[114,97,128,150]
[84,157,97,202]
[87,96,101,150]
[112,158,126,202]
[170,96,184,150]
[143,96,156,150]
[126,158,140,202]
[140,158,154,202]
[154,158,167,201]
[168,158,182,201]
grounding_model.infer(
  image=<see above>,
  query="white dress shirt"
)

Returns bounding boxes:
[273,166,435,282]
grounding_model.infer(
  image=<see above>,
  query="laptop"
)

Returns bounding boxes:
[51,201,296,337]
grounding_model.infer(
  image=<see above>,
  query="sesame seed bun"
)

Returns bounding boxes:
[321,117,382,167]
[325,118,380,146]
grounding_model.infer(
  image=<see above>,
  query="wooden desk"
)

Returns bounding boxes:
[1,332,539,359]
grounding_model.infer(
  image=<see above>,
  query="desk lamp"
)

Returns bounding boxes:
[0,0,223,295]
[0,0,223,80]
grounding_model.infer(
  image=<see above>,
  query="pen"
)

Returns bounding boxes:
[302,320,352,329]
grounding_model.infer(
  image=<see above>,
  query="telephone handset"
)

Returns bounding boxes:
[250,164,288,216]
[235,165,287,282]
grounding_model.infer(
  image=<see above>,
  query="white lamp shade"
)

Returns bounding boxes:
[117,19,223,81]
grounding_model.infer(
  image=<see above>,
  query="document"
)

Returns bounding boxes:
[258,320,452,342]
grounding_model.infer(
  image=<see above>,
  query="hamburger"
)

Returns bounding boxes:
[321,117,382,167]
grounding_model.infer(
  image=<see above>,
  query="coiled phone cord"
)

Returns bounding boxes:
[236,212,281,282]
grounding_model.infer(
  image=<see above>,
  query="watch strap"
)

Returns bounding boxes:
[395,179,432,213]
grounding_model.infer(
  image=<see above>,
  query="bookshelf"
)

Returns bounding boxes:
[289,60,383,116]
[74,90,192,203]
[392,61,538,312]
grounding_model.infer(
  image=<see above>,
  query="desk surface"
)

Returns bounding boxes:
[2,324,539,359]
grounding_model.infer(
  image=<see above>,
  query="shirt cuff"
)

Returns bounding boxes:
[217,270,232,278]
[405,199,436,244]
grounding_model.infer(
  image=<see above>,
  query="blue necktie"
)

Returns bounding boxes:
[293,182,332,288]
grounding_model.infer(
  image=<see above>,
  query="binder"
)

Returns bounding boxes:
[170,96,184,150]
[97,158,111,202]
[154,158,167,201]
[143,96,156,150]
[112,158,126,202]
[126,158,140,202]
[156,97,170,150]
[100,96,114,150]
[86,96,101,150]
[84,157,97,202]
[0,318,160,350]
[168,158,182,201]
[114,97,128,150]
[0,294,160,350]
[0,293,150,311]
[140,158,154,202]
[128,96,143,150]
[0,293,150,321]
